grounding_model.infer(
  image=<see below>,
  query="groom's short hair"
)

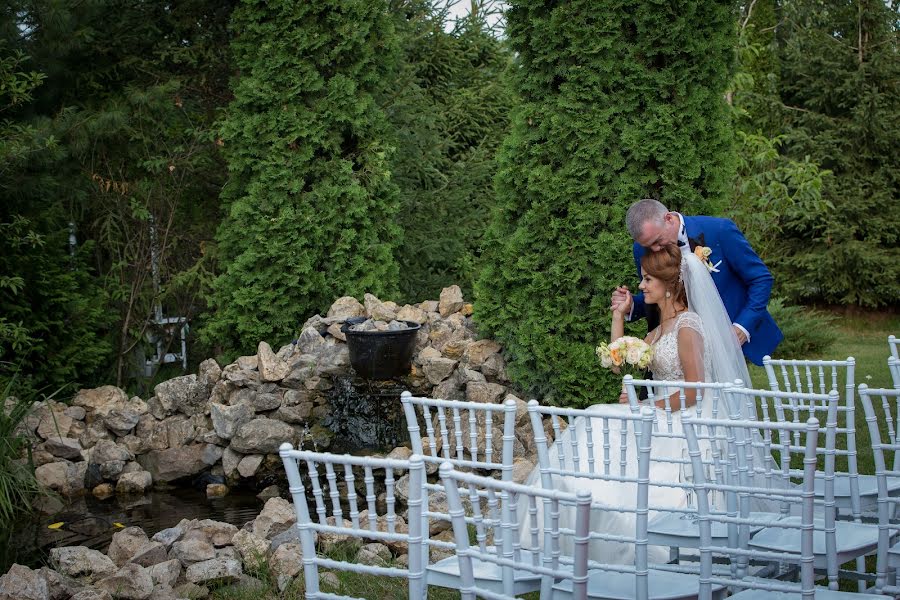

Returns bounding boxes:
[626,199,669,240]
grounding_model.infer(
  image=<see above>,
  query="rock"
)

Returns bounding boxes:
[441,339,471,359]
[249,391,282,412]
[257,342,290,382]
[270,542,302,578]
[95,563,153,600]
[36,567,71,600]
[320,572,340,589]
[78,422,112,449]
[118,435,146,456]
[462,303,474,316]
[104,398,146,436]
[185,558,242,585]
[256,485,280,502]
[171,539,215,565]
[463,339,502,369]
[135,416,168,451]
[317,517,358,555]
[137,444,210,482]
[100,460,126,481]
[237,455,263,478]
[209,403,253,440]
[116,471,153,495]
[235,354,258,371]
[147,559,181,589]
[73,386,128,421]
[460,368,487,384]
[397,304,427,324]
[92,483,115,499]
[272,403,313,424]
[481,353,508,382]
[315,345,350,376]
[183,520,238,548]
[64,406,87,421]
[154,375,208,417]
[43,437,82,460]
[512,458,535,484]
[50,547,117,579]
[231,530,268,567]
[230,418,295,454]
[164,416,195,448]
[151,526,183,549]
[422,357,458,385]
[326,323,346,341]
[70,591,113,600]
[0,563,48,600]
[197,358,222,391]
[91,440,134,464]
[281,355,317,388]
[466,382,507,404]
[267,528,299,553]
[221,448,242,478]
[252,497,296,540]
[356,511,412,550]
[355,543,391,566]
[364,293,397,322]
[35,462,70,493]
[438,285,464,317]
[327,296,366,319]
[416,346,442,365]
[296,327,326,356]
[206,484,228,498]
[107,527,150,566]
[432,375,465,401]
[36,406,75,441]
[128,542,167,568]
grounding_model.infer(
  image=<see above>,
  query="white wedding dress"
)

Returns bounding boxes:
[521,311,711,566]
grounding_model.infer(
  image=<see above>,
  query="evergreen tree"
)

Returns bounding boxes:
[475,0,737,406]
[776,0,899,306]
[389,1,512,302]
[205,1,401,357]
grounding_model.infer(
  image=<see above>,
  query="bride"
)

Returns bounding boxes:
[520,244,758,565]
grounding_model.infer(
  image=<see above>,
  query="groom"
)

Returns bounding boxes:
[611,199,782,366]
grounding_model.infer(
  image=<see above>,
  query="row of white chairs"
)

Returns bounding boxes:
[277,342,900,598]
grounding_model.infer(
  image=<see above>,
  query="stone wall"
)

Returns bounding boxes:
[23,286,536,500]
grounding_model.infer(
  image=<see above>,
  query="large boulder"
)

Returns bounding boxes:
[170,539,215,565]
[50,547,117,579]
[43,437,82,460]
[230,418,295,454]
[116,471,153,495]
[257,342,290,382]
[438,285,464,317]
[0,564,48,600]
[327,296,365,319]
[106,527,150,567]
[182,520,238,548]
[147,559,181,589]
[137,444,213,483]
[153,375,208,417]
[252,497,296,540]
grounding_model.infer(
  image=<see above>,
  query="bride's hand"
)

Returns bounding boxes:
[611,286,632,318]
[618,390,629,404]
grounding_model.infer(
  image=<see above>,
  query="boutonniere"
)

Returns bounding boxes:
[693,246,722,273]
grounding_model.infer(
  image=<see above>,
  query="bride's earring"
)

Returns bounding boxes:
[665,291,671,298]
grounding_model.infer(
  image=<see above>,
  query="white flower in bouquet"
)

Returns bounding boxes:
[596,336,652,377]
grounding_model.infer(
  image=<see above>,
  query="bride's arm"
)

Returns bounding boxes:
[611,289,630,341]
[656,327,705,411]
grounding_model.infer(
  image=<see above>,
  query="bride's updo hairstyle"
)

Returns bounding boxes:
[641,245,688,307]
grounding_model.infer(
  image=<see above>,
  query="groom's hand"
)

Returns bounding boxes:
[733,325,748,345]
[611,286,633,316]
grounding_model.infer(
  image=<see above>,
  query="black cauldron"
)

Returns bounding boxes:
[340,317,422,380]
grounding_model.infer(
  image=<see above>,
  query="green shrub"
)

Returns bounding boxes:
[767,298,838,359]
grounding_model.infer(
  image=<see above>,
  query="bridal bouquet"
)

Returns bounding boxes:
[596,336,653,375]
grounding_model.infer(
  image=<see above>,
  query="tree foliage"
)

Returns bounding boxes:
[203,1,402,358]
[773,0,900,306]
[474,0,737,406]
[389,1,512,302]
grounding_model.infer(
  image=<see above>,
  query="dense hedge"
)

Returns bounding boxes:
[474,0,737,406]
[204,1,402,358]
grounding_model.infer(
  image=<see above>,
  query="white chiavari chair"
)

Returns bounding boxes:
[279,446,426,599]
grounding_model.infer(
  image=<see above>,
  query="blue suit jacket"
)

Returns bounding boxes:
[631,216,782,366]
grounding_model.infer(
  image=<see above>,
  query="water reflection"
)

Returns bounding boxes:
[1,487,263,573]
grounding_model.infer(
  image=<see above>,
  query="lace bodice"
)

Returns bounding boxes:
[649,311,708,382]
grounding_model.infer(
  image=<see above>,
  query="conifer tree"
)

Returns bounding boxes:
[205,1,401,356]
[475,0,737,406]
[776,0,899,306]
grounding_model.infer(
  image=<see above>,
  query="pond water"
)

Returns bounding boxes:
[1,487,263,574]
[1,374,416,575]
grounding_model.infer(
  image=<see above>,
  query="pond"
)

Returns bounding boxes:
[0,487,263,574]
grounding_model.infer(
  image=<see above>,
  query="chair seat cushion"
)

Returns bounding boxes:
[749,517,878,557]
[427,548,542,594]
[553,567,725,600]
[730,586,884,599]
